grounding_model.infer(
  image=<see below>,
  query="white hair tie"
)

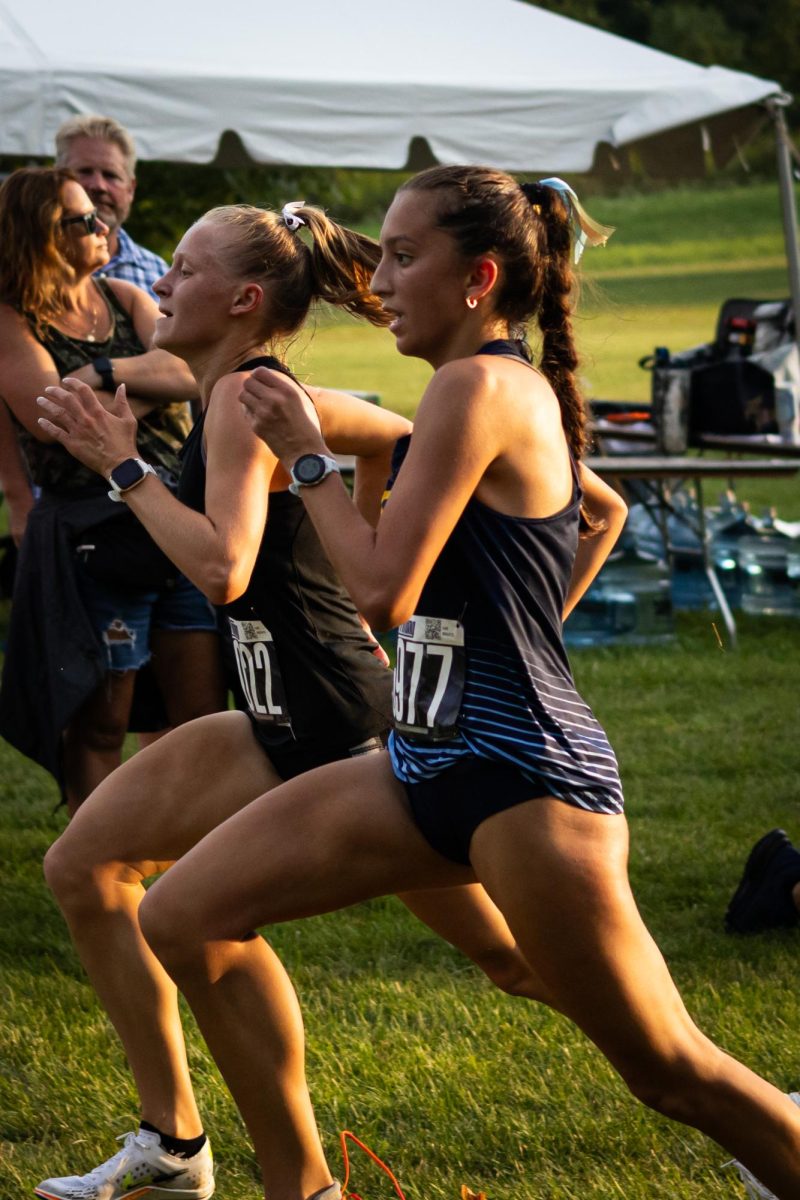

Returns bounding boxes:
[281,201,306,231]
[535,177,614,264]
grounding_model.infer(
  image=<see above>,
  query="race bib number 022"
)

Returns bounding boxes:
[393,615,465,740]
[228,617,291,728]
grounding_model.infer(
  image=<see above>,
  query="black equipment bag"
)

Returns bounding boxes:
[688,359,778,439]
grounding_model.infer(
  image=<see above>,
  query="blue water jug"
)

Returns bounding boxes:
[565,548,674,648]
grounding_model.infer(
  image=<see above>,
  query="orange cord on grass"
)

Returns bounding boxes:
[336,1130,487,1200]
[339,1130,407,1199]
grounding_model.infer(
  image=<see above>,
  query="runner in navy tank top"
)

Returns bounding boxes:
[133,168,800,1200]
[38,201,546,1200]
[387,341,623,862]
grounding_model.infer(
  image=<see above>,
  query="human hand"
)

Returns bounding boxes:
[36,377,139,479]
[239,367,324,464]
[356,611,391,667]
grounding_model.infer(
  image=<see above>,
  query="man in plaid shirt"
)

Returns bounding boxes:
[55,114,167,298]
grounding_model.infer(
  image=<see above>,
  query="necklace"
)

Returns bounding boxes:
[57,282,107,343]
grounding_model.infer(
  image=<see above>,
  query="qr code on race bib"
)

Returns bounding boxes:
[240,620,264,642]
[424,617,444,640]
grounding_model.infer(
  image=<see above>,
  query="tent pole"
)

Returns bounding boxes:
[767,96,800,351]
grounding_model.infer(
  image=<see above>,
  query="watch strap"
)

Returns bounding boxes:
[107,458,157,503]
[93,355,116,393]
[288,454,341,496]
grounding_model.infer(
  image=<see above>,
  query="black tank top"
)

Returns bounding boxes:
[19,277,190,495]
[387,340,624,814]
[178,355,392,751]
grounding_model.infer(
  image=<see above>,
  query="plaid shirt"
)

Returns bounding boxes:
[97,227,167,298]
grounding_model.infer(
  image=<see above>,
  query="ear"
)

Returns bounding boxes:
[230,281,264,316]
[465,256,499,307]
[129,175,137,199]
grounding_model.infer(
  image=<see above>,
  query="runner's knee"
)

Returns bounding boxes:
[44,834,106,912]
[44,831,138,916]
[139,878,259,980]
[139,882,201,973]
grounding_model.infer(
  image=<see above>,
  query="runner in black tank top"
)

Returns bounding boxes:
[39,201,541,1200]
[135,169,800,1200]
[179,355,391,775]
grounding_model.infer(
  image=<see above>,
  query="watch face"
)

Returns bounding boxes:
[111,458,145,490]
[293,454,326,485]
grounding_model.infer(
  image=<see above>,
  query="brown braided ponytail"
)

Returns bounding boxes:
[522,183,587,460]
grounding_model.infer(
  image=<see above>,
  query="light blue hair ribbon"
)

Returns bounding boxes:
[536,177,614,264]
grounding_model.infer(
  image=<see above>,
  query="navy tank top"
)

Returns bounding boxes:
[388,340,623,815]
[178,356,393,752]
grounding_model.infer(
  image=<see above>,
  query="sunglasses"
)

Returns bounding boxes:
[61,208,101,236]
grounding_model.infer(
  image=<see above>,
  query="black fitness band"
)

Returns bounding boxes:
[93,355,116,393]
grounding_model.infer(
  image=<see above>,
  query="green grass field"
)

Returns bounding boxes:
[2,180,800,1200]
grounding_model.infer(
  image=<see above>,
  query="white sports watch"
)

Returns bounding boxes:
[288,453,341,496]
[107,457,157,502]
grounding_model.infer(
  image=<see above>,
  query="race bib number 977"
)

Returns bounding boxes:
[228,617,291,728]
[393,615,465,741]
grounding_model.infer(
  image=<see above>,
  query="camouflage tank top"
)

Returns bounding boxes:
[16,276,191,494]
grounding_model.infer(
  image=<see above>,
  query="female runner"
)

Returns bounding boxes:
[103,167,800,1199]
[36,199,550,1200]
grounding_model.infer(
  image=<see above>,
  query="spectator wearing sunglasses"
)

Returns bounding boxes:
[55,114,168,300]
[0,167,226,814]
[0,117,173,549]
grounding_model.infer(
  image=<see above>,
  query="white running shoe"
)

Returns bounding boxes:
[726,1091,800,1200]
[730,1160,777,1200]
[34,1129,214,1200]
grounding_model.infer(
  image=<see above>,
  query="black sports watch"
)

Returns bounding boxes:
[288,454,341,496]
[93,355,116,393]
[107,457,157,502]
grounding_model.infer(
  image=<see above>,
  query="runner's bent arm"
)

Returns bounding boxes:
[242,359,509,630]
[37,373,274,604]
[309,387,411,526]
[563,466,628,619]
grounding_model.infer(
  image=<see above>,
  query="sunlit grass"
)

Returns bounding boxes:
[3,613,800,1200]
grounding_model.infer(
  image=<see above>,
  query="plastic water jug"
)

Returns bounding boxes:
[739,532,800,616]
[565,549,674,648]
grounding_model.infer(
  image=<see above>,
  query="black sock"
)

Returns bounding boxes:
[139,1119,207,1159]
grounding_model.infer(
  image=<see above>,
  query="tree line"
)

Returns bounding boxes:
[526,0,799,103]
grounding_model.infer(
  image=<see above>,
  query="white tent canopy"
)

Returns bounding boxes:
[1,0,797,331]
[0,0,782,172]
